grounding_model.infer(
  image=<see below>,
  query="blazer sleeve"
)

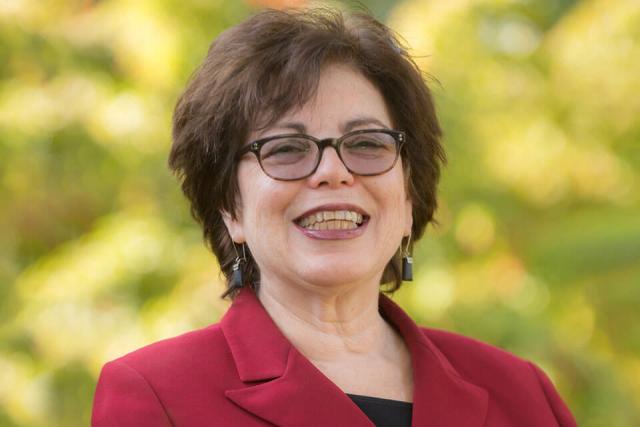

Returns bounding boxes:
[528,362,578,427]
[92,360,173,427]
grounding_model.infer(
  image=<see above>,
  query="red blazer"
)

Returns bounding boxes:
[92,287,578,426]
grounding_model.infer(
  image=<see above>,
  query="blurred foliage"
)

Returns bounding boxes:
[0,0,638,426]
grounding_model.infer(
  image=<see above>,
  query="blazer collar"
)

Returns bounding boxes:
[221,287,488,426]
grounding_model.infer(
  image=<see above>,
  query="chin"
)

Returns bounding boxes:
[296,262,380,290]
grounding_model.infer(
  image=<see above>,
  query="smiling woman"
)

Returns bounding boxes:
[224,63,413,294]
[91,7,578,427]
[167,7,444,300]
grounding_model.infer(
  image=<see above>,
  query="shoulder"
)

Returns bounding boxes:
[421,327,530,372]
[421,326,539,388]
[93,323,244,426]
[421,327,578,426]
[113,323,226,365]
[105,322,234,381]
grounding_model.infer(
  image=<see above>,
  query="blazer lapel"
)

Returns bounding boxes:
[379,294,489,427]
[221,287,374,427]
[222,287,488,427]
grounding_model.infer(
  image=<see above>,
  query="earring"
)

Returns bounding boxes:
[230,242,247,288]
[401,234,413,281]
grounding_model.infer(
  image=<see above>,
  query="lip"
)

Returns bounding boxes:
[293,203,370,240]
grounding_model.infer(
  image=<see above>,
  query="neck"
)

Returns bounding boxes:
[256,275,397,363]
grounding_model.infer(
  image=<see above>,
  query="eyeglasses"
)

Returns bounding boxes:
[238,128,405,181]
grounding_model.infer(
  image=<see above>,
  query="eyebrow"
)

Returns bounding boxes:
[270,116,390,135]
[342,117,390,132]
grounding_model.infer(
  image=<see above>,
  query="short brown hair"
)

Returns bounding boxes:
[169,7,445,299]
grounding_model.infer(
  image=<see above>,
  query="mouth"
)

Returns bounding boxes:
[294,206,370,231]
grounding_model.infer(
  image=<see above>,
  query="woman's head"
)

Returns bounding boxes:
[169,8,445,299]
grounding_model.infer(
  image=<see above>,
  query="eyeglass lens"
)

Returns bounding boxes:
[259,131,398,180]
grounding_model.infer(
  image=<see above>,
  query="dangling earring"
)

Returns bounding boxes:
[230,242,247,288]
[401,233,413,282]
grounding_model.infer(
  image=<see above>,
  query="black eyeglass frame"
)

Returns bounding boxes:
[237,128,406,181]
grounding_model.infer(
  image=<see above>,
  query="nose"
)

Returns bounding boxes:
[307,146,355,188]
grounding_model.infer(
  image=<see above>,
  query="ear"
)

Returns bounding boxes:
[403,198,413,238]
[221,210,246,244]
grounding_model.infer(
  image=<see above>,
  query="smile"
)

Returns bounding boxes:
[296,210,365,230]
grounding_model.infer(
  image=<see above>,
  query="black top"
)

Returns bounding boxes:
[347,394,413,427]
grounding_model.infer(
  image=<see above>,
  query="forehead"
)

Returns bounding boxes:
[251,63,393,139]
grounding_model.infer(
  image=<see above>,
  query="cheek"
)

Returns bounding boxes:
[237,166,296,238]
[388,166,410,206]
[376,172,410,233]
[392,171,414,237]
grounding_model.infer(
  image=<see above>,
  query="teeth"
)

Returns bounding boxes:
[297,210,365,230]
[307,220,358,230]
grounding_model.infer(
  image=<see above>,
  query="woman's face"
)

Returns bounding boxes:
[224,63,413,291]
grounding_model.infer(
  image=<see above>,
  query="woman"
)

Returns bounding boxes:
[92,8,578,427]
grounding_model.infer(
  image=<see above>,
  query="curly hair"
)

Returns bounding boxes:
[168,7,445,299]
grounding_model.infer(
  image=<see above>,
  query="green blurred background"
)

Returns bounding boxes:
[1,0,639,425]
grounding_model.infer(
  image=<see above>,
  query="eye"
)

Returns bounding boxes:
[348,139,385,149]
[260,137,315,166]
[344,135,393,152]
[262,138,310,158]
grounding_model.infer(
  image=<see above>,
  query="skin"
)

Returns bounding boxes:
[223,63,414,401]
